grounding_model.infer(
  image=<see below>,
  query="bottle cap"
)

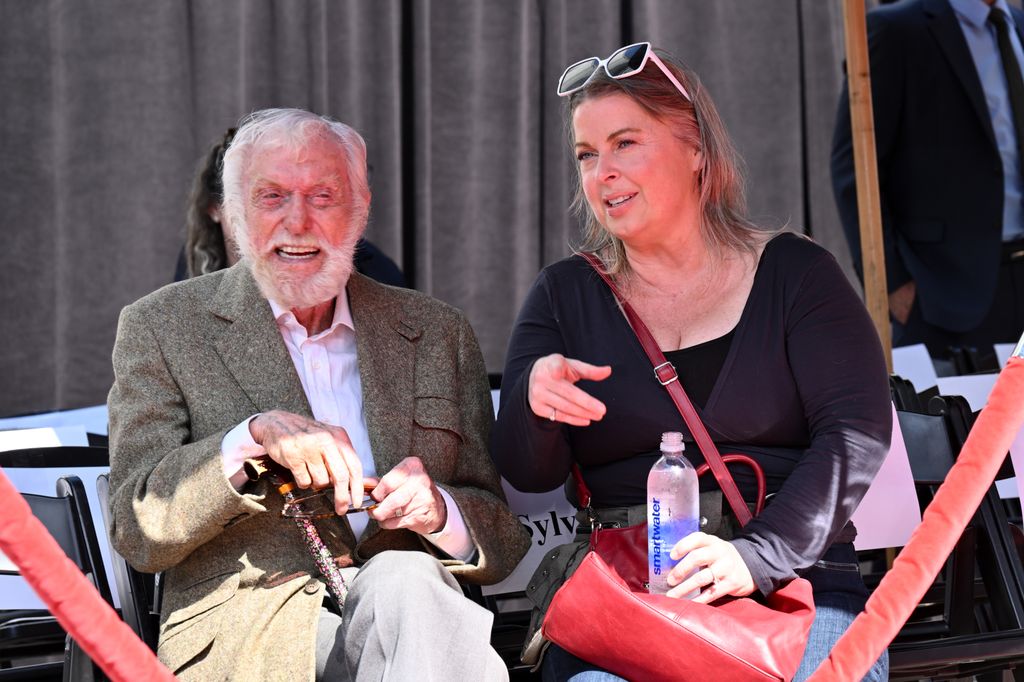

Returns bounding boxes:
[660,431,685,453]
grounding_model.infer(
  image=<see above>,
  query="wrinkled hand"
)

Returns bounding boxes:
[368,457,447,535]
[249,410,362,515]
[888,281,916,325]
[666,532,755,603]
[528,354,611,426]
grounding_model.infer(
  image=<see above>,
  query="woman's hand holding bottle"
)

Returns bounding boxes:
[665,533,756,603]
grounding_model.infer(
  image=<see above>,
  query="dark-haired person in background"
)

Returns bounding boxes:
[175,126,406,287]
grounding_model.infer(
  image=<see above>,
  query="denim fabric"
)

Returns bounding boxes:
[542,645,627,682]
[792,590,888,682]
[793,543,887,681]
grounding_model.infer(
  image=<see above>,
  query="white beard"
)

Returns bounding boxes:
[237,226,358,311]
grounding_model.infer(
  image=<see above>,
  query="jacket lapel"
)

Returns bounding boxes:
[208,264,312,419]
[347,274,419,483]
[924,0,998,147]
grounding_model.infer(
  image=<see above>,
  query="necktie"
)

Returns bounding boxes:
[989,8,1024,167]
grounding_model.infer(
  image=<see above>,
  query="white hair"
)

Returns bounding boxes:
[221,108,371,239]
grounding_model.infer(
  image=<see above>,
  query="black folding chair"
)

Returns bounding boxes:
[0,447,111,681]
[880,391,1024,680]
[0,475,112,682]
[94,474,160,652]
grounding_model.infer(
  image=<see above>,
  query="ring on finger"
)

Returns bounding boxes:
[394,509,403,519]
[704,567,717,586]
[549,408,557,422]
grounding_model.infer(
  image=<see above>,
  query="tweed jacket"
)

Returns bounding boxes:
[107,264,530,681]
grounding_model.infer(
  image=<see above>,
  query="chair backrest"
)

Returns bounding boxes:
[0,447,109,469]
[94,474,159,651]
[22,476,114,608]
[0,446,112,610]
[880,384,1024,678]
[17,475,113,682]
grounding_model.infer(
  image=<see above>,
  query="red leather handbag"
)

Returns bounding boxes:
[541,255,816,681]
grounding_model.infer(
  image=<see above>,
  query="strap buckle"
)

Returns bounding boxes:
[653,361,678,386]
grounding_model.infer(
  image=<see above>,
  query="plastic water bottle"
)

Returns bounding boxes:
[647,431,700,596]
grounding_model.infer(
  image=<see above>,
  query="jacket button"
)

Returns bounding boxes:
[303,579,320,595]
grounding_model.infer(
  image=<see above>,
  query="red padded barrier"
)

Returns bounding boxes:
[810,356,1024,681]
[0,468,175,681]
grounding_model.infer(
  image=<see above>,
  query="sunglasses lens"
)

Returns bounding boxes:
[558,58,601,95]
[606,43,649,78]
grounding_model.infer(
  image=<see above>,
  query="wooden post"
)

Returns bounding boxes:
[842,0,893,372]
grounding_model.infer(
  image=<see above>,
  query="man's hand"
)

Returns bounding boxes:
[249,410,362,515]
[368,457,447,535]
[888,280,916,325]
[528,353,611,426]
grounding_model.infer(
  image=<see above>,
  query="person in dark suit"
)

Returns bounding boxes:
[831,0,1024,359]
[109,108,528,680]
[176,126,406,288]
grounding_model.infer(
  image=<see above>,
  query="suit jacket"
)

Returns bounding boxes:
[107,264,530,680]
[831,0,1024,332]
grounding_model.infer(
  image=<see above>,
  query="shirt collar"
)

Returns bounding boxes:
[951,0,1015,31]
[268,288,355,340]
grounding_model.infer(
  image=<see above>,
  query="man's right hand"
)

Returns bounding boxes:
[889,280,916,325]
[249,411,362,515]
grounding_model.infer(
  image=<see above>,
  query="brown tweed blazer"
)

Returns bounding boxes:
[107,264,530,681]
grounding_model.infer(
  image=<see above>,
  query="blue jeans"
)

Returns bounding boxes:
[542,645,626,682]
[792,589,888,682]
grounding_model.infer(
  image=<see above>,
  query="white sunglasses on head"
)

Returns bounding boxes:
[556,41,692,102]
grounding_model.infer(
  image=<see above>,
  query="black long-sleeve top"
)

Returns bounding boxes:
[490,233,892,595]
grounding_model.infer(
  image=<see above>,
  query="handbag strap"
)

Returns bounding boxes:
[578,252,753,527]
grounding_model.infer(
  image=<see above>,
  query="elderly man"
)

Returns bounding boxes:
[107,108,529,681]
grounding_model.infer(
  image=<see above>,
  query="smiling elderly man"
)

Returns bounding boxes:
[107,108,529,681]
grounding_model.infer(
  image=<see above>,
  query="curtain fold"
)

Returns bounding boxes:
[0,0,850,416]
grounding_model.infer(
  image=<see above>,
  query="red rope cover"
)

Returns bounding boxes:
[810,356,1024,681]
[0,468,175,681]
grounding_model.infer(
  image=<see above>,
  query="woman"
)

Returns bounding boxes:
[490,43,891,681]
[176,127,406,286]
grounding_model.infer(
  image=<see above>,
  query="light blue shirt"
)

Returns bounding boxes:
[951,0,1024,240]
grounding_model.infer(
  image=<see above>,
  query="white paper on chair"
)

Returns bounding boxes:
[482,480,578,597]
[0,404,108,436]
[851,404,922,551]
[936,374,999,411]
[892,344,939,391]
[995,344,1017,366]
[0,425,89,451]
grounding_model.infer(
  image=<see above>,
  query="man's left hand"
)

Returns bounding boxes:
[367,457,447,535]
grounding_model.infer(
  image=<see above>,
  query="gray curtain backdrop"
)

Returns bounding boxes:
[0,0,853,417]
